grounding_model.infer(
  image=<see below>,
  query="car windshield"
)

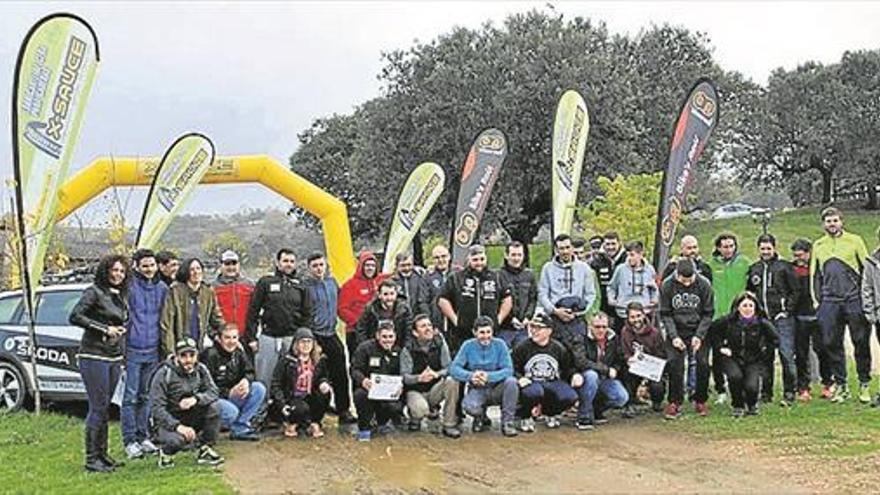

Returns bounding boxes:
[0,295,22,324]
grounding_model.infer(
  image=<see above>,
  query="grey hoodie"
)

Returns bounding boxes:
[538,255,597,314]
[863,250,880,324]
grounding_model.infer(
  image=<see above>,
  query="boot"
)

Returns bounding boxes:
[85,427,113,473]
[97,423,125,468]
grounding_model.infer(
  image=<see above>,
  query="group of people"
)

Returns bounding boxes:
[69,206,880,473]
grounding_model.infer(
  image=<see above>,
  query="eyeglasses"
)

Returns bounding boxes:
[222,260,238,266]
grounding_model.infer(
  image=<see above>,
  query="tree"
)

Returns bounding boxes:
[578,173,662,256]
[837,50,880,209]
[201,231,249,263]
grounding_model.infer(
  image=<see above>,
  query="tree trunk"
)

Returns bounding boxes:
[867,179,880,211]
[822,170,833,204]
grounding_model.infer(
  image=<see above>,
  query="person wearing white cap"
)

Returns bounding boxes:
[214,249,255,352]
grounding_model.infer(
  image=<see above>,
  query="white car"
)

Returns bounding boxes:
[0,284,89,412]
[711,203,756,220]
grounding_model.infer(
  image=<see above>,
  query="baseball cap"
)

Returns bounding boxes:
[220,250,239,263]
[175,337,198,355]
[468,244,486,256]
[530,311,553,328]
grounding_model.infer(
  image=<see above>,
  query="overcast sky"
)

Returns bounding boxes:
[2,1,879,223]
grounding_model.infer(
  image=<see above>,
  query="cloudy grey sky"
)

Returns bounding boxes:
[2,1,879,223]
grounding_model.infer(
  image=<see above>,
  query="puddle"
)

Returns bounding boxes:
[360,444,445,491]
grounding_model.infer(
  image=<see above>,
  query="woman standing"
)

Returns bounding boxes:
[160,257,225,356]
[271,328,332,438]
[70,254,131,473]
[713,292,779,417]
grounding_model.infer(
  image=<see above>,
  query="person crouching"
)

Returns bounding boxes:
[350,320,404,441]
[271,327,332,438]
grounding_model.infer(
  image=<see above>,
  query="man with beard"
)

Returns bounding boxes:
[811,207,871,403]
[391,253,431,316]
[790,239,831,401]
[339,251,385,358]
[246,248,313,386]
[620,302,666,414]
[589,232,626,319]
[498,241,538,348]
[156,250,180,287]
[437,244,512,355]
[356,280,413,347]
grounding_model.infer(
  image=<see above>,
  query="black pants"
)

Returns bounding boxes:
[623,371,665,406]
[353,388,403,431]
[666,337,710,405]
[315,334,351,414]
[156,402,221,455]
[281,392,330,428]
[719,357,768,409]
[345,332,358,365]
[818,300,871,386]
[795,317,830,389]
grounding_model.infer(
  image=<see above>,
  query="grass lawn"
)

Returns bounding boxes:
[0,412,231,494]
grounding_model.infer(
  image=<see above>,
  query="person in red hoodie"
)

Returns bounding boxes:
[214,250,255,353]
[338,251,386,359]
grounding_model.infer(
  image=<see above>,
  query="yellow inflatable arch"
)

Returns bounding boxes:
[55,155,356,282]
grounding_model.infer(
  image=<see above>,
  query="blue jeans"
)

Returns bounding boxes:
[774,316,797,395]
[217,381,267,435]
[461,377,519,423]
[518,380,578,417]
[121,349,158,444]
[578,370,629,420]
[498,329,527,350]
[79,358,121,430]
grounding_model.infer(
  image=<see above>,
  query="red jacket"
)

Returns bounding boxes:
[338,251,386,333]
[214,274,255,338]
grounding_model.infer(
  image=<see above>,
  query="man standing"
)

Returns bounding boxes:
[122,248,167,459]
[791,239,831,400]
[863,228,880,406]
[607,241,658,327]
[589,232,626,318]
[425,245,452,334]
[150,338,224,469]
[661,235,713,282]
[156,250,180,287]
[707,233,750,404]
[538,233,597,343]
[201,325,265,441]
[660,259,714,419]
[449,316,519,437]
[399,314,459,437]
[214,250,255,348]
[246,248,313,386]
[747,234,798,405]
[305,252,355,424]
[498,241,538,348]
[811,207,871,403]
[391,253,431,317]
[338,251,385,359]
[355,280,413,347]
[437,244,512,355]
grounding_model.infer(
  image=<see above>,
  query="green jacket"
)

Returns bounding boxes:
[810,231,869,306]
[708,252,751,319]
[160,281,225,356]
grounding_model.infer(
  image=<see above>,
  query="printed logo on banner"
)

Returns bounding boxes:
[156,148,210,211]
[454,212,479,247]
[556,105,587,191]
[690,89,717,126]
[477,134,505,155]
[659,197,683,246]
[23,36,88,158]
[398,172,442,230]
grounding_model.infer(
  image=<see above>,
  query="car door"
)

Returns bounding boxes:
[30,290,86,397]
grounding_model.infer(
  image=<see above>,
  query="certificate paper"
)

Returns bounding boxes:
[368,374,403,400]
[629,351,666,382]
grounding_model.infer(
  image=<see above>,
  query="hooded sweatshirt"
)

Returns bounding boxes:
[607,261,658,318]
[620,321,665,361]
[338,251,387,333]
[214,273,255,338]
[659,274,714,340]
[537,255,597,315]
[127,271,168,352]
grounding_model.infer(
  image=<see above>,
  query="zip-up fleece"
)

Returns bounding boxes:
[246,270,312,340]
[439,266,510,339]
[149,358,220,430]
[712,316,779,365]
[499,261,538,324]
[583,328,625,376]
[305,274,339,337]
[214,274,255,339]
[127,272,167,352]
[449,337,513,385]
[746,255,798,319]
[200,344,256,398]
[810,231,870,305]
[708,252,751,320]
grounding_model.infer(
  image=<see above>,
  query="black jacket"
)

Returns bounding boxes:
[391,272,431,317]
[424,269,451,332]
[659,275,715,340]
[439,266,511,338]
[270,353,330,406]
[70,284,129,361]
[350,339,401,389]
[712,316,779,365]
[583,329,625,377]
[590,250,626,312]
[246,270,313,340]
[200,344,256,398]
[791,259,815,317]
[149,358,220,430]
[355,298,413,347]
[512,338,576,382]
[400,334,451,393]
[746,256,798,319]
[499,262,538,326]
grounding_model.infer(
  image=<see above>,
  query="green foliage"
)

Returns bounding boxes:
[0,412,231,494]
[578,172,662,253]
[201,231,249,263]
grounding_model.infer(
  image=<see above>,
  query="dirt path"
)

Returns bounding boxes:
[223,417,827,494]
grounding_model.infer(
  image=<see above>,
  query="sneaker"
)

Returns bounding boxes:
[230,429,261,441]
[442,426,461,439]
[664,402,681,420]
[780,392,795,407]
[197,445,224,466]
[125,442,144,460]
[407,419,421,432]
[831,385,851,404]
[621,406,636,419]
[519,418,536,432]
[426,418,442,435]
[308,423,324,438]
[140,439,159,455]
[545,416,561,429]
[377,423,396,436]
[731,407,745,418]
[357,429,372,442]
[158,449,174,469]
[797,389,812,402]
[576,418,595,430]
[746,404,760,416]
[714,392,729,405]
[338,412,358,425]
[501,421,519,437]
[859,383,872,404]
[471,415,487,433]
[594,411,609,425]
[821,384,835,399]
[694,401,709,417]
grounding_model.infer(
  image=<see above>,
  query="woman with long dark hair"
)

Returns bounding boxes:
[160,257,225,356]
[713,292,779,417]
[70,254,131,472]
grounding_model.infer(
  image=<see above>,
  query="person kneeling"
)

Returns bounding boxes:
[620,302,666,414]
[201,324,265,441]
[579,312,630,429]
[149,338,224,468]
[450,316,519,437]
[271,328,332,438]
[351,320,404,441]
[512,312,581,431]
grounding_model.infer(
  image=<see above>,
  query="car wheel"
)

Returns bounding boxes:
[0,361,28,413]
